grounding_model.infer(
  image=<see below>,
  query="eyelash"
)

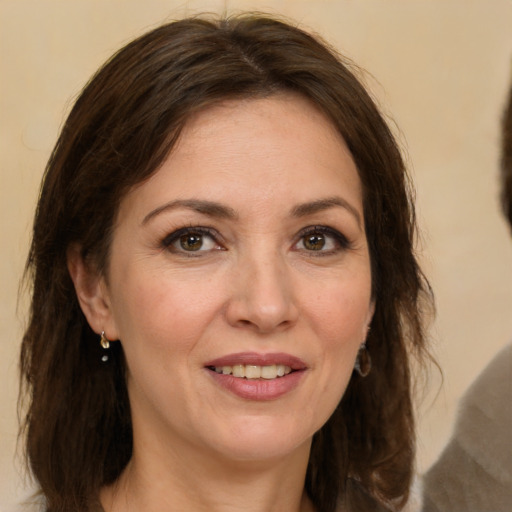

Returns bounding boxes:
[161,226,223,255]
[294,225,351,255]
[161,225,351,256]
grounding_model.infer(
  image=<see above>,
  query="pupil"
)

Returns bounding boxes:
[180,233,203,251]
[305,233,325,250]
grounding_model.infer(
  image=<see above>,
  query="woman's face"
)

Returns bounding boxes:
[100,94,374,464]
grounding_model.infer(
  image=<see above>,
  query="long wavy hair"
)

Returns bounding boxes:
[20,14,432,512]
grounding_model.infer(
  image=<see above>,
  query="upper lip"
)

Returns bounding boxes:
[204,352,307,370]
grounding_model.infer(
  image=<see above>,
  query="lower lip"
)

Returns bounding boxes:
[207,370,305,400]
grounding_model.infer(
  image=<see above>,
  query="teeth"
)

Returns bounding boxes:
[213,364,293,379]
[245,365,261,379]
[232,364,245,378]
[261,365,277,379]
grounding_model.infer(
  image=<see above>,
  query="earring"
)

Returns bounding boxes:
[100,331,110,363]
[354,342,371,377]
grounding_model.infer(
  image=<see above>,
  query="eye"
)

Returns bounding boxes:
[294,226,349,253]
[162,227,222,254]
[302,233,330,251]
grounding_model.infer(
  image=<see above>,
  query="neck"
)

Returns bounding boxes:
[101,435,315,512]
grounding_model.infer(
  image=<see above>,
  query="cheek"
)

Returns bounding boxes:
[306,278,372,390]
[308,279,372,342]
[111,270,222,359]
[110,275,220,415]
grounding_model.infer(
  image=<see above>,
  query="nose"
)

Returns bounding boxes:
[225,250,299,334]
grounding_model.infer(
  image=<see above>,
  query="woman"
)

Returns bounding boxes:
[19,14,431,512]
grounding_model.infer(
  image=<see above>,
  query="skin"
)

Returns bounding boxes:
[69,93,374,512]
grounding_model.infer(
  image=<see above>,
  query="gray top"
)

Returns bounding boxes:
[422,343,512,512]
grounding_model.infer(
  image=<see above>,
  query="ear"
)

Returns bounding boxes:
[67,244,118,340]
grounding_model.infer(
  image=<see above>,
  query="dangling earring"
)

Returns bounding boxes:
[354,342,371,377]
[100,331,110,363]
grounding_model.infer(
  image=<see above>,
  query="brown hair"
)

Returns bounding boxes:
[502,84,512,229]
[20,14,432,512]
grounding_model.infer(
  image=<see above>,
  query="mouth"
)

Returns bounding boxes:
[204,352,307,400]
[207,364,293,380]
[204,352,307,381]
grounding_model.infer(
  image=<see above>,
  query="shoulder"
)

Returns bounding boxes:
[422,342,512,512]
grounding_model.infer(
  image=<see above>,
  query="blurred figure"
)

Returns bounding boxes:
[422,84,512,511]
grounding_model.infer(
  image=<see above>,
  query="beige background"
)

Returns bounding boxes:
[1,0,512,508]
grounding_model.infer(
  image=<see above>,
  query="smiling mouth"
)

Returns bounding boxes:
[207,364,293,380]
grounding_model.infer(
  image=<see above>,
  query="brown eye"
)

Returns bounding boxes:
[303,233,326,251]
[163,227,220,254]
[179,233,204,251]
[293,226,349,254]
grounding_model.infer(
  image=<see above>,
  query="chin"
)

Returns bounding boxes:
[204,414,316,463]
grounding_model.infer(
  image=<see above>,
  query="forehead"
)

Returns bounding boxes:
[179,93,352,167]
[120,93,363,220]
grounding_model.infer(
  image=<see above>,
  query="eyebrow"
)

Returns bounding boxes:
[142,199,238,225]
[291,196,362,227]
[142,196,362,227]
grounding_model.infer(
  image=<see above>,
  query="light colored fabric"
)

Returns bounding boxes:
[422,342,512,512]
[3,495,42,512]
[403,476,423,512]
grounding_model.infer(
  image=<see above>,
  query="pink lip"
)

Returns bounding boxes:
[204,352,307,401]
[204,352,307,370]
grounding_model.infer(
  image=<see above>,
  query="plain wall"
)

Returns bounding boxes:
[1,0,511,507]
